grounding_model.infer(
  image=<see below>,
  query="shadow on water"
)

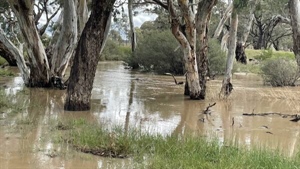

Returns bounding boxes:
[1,62,300,168]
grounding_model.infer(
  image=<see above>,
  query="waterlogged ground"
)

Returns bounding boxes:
[1,62,300,168]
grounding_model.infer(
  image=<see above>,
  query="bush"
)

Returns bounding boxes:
[208,39,227,75]
[260,58,299,86]
[100,39,132,61]
[126,30,184,75]
[0,57,7,66]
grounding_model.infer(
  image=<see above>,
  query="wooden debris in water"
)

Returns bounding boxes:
[165,73,184,85]
[243,112,300,122]
[203,102,216,115]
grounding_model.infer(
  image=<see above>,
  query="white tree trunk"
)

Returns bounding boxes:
[77,0,89,35]
[169,0,201,99]
[221,7,238,97]
[100,13,112,55]
[289,0,300,66]
[213,3,233,39]
[128,0,137,52]
[0,29,30,84]
[51,0,78,77]
[8,0,50,87]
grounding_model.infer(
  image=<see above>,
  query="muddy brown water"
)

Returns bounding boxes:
[1,61,300,169]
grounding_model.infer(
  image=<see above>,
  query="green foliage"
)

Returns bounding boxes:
[0,57,7,66]
[234,0,249,10]
[208,39,227,75]
[128,30,184,75]
[254,49,273,60]
[100,39,132,61]
[260,58,299,86]
[0,69,14,76]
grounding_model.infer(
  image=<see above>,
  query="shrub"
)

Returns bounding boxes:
[0,57,7,66]
[208,39,227,75]
[260,58,299,86]
[128,30,184,75]
[101,39,132,61]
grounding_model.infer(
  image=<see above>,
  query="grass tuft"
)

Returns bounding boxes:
[56,119,300,168]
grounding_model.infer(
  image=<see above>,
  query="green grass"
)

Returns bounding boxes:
[58,119,300,168]
[0,69,14,76]
[245,49,294,60]
[234,49,295,74]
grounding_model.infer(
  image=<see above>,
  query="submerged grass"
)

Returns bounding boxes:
[58,119,300,168]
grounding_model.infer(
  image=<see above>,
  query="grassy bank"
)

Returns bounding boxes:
[245,49,294,60]
[57,119,300,169]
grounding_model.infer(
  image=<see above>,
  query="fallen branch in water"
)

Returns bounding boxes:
[165,73,184,85]
[203,102,216,115]
[243,112,300,122]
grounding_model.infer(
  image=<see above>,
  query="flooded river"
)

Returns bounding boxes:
[1,61,300,168]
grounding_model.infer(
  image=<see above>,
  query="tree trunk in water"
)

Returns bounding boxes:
[196,0,217,99]
[168,0,201,99]
[64,0,116,111]
[221,7,238,97]
[51,0,77,77]
[8,0,50,87]
[0,28,30,84]
[128,0,136,52]
[289,0,300,67]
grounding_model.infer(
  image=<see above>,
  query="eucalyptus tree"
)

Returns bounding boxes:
[220,0,241,97]
[196,0,218,99]
[64,0,116,111]
[166,0,202,99]
[250,0,291,50]
[235,0,259,63]
[0,0,89,88]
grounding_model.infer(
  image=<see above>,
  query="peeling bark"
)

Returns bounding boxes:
[220,7,238,97]
[168,0,201,99]
[196,0,218,99]
[8,0,50,87]
[0,28,30,84]
[51,0,77,77]
[64,0,116,111]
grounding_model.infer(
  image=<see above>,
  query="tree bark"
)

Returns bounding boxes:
[0,42,17,66]
[77,0,89,35]
[8,0,50,87]
[128,0,137,52]
[51,0,77,77]
[0,28,30,84]
[221,6,238,97]
[64,0,116,111]
[196,0,218,99]
[289,0,300,67]
[168,0,202,99]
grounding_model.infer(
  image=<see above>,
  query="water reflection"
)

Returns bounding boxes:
[1,62,300,169]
